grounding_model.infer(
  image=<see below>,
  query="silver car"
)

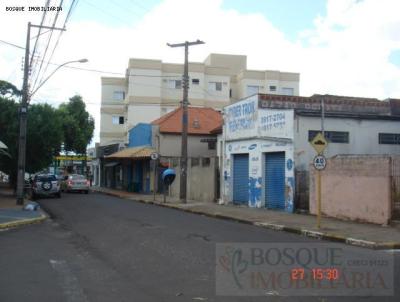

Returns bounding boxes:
[64,174,89,194]
[31,174,61,199]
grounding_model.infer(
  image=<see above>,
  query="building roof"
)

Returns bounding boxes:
[152,107,222,135]
[105,146,155,159]
[257,93,400,118]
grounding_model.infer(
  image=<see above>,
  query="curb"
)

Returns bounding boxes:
[92,189,400,250]
[0,213,47,230]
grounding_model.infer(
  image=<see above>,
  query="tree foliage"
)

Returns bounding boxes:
[0,80,21,98]
[59,95,95,154]
[0,81,95,187]
[26,103,63,173]
[0,96,20,186]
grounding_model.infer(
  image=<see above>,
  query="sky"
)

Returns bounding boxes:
[0,0,399,147]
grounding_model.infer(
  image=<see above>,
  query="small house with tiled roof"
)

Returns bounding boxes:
[150,107,222,157]
[103,107,222,201]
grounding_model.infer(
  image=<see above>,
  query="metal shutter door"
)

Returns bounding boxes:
[265,152,285,209]
[233,154,249,204]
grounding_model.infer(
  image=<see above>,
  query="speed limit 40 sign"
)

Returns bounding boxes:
[313,155,327,170]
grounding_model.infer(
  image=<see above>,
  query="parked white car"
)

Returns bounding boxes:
[62,174,90,194]
[31,174,61,199]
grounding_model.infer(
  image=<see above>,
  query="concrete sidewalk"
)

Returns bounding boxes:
[0,184,46,230]
[92,186,400,250]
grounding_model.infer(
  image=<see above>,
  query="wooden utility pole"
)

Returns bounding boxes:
[16,23,65,205]
[167,40,205,203]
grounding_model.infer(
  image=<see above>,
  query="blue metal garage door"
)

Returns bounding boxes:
[265,152,285,209]
[233,154,249,204]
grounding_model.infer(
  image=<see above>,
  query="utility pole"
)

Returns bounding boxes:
[16,22,31,205]
[16,23,65,205]
[317,95,326,229]
[167,40,205,203]
[321,96,325,136]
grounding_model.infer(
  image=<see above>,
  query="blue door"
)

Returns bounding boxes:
[233,154,249,204]
[265,152,285,209]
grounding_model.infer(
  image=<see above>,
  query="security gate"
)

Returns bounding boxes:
[265,152,285,209]
[233,154,249,204]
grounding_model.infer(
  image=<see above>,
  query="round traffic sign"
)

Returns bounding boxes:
[150,152,159,160]
[313,155,327,170]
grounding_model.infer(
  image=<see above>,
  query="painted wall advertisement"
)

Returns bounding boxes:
[224,96,294,140]
[225,96,258,140]
[223,140,295,212]
[222,96,294,212]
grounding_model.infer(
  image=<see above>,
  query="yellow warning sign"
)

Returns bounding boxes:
[310,132,328,154]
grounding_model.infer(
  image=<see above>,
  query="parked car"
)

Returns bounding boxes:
[62,174,90,194]
[31,174,61,199]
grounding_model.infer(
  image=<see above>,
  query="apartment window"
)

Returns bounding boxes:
[192,78,200,85]
[269,85,277,92]
[246,85,259,96]
[281,87,294,96]
[113,91,125,101]
[308,130,349,143]
[112,116,124,125]
[167,80,182,89]
[379,133,400,144]
[208,81,222,92]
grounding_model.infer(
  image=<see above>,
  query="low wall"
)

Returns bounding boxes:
[168,157,217,202]
[309,156,392,225]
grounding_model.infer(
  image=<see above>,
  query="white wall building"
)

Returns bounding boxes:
[219,94,400,211]
[100,53,300,146]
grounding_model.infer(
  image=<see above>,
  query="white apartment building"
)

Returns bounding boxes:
[100,53,300,146]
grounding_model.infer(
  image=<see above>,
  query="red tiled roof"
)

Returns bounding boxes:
[152,107,222,135]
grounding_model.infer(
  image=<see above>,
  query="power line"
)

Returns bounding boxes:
[0,39,25,49]
[39,0,79,88]
[107,0,144,19]
[29,0,50,70]
[31,0,64,93]
[81,0,134,26]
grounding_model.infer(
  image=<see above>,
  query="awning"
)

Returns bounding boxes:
[105,146,156,159]
[104,162,120,167]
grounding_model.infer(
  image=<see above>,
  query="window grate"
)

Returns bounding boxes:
[308,130,349,143]
[379,133,400,145]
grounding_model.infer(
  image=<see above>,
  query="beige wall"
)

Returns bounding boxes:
[100,55,299,146]
[309,156,392,225]
[168,157,217,202]
[154,133,217,158]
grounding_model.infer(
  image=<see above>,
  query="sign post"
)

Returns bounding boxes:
[150,152,159,202]
[310,133,328,229]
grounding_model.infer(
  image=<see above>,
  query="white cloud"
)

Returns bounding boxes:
[1,0,399,146]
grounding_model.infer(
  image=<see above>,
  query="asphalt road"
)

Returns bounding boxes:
[0,192,398,302]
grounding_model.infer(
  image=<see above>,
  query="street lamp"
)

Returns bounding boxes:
[16,58,88,205]
[30,59,88,97]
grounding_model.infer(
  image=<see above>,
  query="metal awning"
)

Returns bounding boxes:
[104,162,120,167]
[105,146,156,159]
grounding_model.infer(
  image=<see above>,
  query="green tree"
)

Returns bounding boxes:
[0,80,21,98]
[0,95,20,187]
[26,103,63,173]
[58,95,95,154]
[0,80,64,189]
